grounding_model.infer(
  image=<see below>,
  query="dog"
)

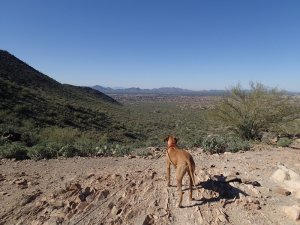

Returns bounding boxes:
[164,135,197,208]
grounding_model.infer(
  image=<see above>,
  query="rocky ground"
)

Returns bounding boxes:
[0,145,300,225]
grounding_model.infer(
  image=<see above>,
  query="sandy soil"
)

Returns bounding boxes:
[0,145,299,225]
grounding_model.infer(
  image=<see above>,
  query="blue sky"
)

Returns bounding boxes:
[1,0,300,91]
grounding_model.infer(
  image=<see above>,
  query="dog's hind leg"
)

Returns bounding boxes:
[189,175,193,201]
[187,161,197,201]
[176,166,186,208]
[166,160,171,187]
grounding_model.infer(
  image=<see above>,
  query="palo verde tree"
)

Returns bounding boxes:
[212,82,299,140]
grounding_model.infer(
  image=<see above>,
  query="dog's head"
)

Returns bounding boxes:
[164,135,178,148]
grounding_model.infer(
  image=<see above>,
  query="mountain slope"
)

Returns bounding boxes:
[0,50,117,103]
[0,50,131,144]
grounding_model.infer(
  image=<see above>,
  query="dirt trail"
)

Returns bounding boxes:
[0,146,299,225]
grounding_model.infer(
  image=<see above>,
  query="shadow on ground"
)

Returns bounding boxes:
[183,174,249,208]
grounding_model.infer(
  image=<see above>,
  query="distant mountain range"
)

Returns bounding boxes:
[92,85,227,96]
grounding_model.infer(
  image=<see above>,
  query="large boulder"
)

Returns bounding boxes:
[271,164,300,197]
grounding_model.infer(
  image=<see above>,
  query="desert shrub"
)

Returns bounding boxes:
[201,135,250,154]
[73,138,98,156]
[59,144,81,158]
[211,82,299,140]
[260,132,278,144]
[191,137,204,148]
[39,127,80,144]
[21,132,40,147]
[96,144,132,156]
[0,137,9,146]
[225,135,251,152]
[95,145,113,156]
[112,144,132,156]
[134,148,153,157]
[277,137,293,147]
[201,136,227,154]
[0,142,28,160]
[27,142,60,160]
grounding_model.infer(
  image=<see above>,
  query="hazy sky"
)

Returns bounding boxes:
[1,0,300,91]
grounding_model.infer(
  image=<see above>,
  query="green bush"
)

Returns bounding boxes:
[59,144,81,158]
[0,143,28,160]
[73,138,98,156]
[21,132,40,147]
[211,82,299,140]
[201,135,250,154]
[112,144,132,156]
[201,136,227,154]
[134,148,153,157]
[95,144,132,157]
[0,137,9,146]
[277,137,293,147]
[39,127,80,144]
[27,142,60,160]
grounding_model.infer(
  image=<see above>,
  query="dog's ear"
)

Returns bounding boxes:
[174,137,178,143]
[164,136,169,142]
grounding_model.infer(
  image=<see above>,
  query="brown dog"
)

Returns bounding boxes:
[164,135,197,208]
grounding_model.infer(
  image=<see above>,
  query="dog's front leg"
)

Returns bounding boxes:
[166,160,171,187]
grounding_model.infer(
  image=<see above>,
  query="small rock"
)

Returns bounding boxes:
[67,200,77,209]
[224,152,232,155]
[66,212,75,220]
[135,214,154,225]
[66,182,81,191]
[249,186,260,195]
[274,187,291,196]
[51,210,66,218]
[52,200,64,209]
[283,205,300,221]
[251,181,261,186]
[217,214,228,222]
[86,193,96,203]
[271,168,288,182]
[77,193,86,202]
[0,174,5,182]
[85,173,95,179]
[242,179,261,186]
[77,201,89,211]
[0,191,8,196]
[111,174,121,179]
[149,171,157,179]
[111,206,119,216]
[97,189,109,201]
[15,178,27,185]
[20,191,41,206]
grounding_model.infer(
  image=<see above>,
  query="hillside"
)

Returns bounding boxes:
[0,50,141,152]
[0,50,214,161]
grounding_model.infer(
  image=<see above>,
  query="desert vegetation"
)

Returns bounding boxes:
[209,82,299,140]
[1,51,300,159]
[1,82,300,160]
[1,84,299,159]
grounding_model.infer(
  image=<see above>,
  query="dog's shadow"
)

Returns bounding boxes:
[182,174,249,208]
